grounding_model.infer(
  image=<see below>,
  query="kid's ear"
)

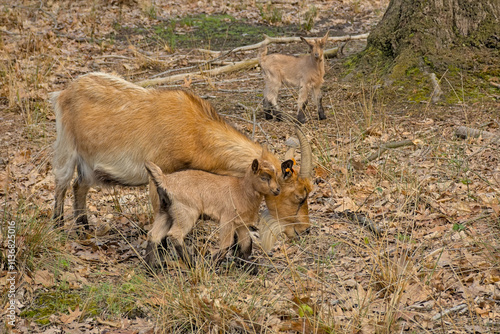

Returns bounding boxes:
[252,159,260,173]
[281,159,295,179]
[323,31,329,42]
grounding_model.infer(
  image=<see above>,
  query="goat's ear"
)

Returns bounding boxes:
[281,159,295,179]
[300,36,312,47]
[251,159,260,173]
[320,31,329,47]
[145,162,171,211]
[323,31,329,41]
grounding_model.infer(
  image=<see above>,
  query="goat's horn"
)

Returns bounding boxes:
[296,126,313,179]
[284,136,299,161]
[284,148,295,161]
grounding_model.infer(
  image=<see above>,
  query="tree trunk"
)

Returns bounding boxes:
[355,0,500,101]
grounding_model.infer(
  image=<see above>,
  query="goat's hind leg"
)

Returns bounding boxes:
[166,213,197,269]
[52,150,77,226]
[263,81,282,121]
[72,164,91,229]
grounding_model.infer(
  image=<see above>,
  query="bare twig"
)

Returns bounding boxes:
[454,126,497,140]
[195,33,368,56]
[136,58,259,87]
[490,81,500,89]
[340,210,383,236]
[363,140,415,163]
[432,303,468,321]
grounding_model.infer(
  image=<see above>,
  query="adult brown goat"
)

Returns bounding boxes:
[51,72,313,256]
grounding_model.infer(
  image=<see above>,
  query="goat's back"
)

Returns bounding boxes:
[52,72,274,186]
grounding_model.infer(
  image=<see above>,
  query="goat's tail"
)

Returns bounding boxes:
[259,209,282,253]
[51,91,79,191]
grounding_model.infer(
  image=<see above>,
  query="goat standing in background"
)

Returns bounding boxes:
[145,156,292,273]
[259,32,329,124]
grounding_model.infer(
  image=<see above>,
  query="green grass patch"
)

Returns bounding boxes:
[114,14,297,50]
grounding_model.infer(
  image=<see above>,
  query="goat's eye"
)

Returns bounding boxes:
[261,174,270,181]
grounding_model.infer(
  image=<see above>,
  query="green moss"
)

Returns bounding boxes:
[20,291,82,325]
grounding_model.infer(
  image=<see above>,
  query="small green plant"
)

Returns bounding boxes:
[302,5,318,31]
[258,3,283,24]
[452,223,466,232]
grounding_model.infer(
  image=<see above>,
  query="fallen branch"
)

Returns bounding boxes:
[454,126,496,140]
[363,140,415,163]
[431,303,468,321]
[195,33,369,56]
[136,58,259,87]
[340,210,383,237]
[490,81,500,89]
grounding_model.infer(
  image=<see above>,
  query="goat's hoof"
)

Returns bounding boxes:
[296,115,307,124]
[234,257,259,275]
[264,112,273,120]
[318,113,326,120]
[75,215,90,230]
[52,216,64,228]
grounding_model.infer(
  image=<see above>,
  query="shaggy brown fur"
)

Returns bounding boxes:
[145,156,290,272]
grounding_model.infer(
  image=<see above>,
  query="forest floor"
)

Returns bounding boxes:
[1,1,500,333]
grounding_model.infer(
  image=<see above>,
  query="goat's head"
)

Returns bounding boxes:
[250,154,282,197]
[301,31,329,61]
[264,127,313,238]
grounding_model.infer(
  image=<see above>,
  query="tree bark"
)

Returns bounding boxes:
[357,0,500,100]
[369,0,500,59]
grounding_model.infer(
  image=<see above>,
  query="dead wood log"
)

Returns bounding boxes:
[195,33,369,56]
[454,126,496,140]
[136,58,259,87]
[363,140,415,163]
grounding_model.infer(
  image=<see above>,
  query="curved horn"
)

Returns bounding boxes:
[284,136,299,161]
[296,126,313,179]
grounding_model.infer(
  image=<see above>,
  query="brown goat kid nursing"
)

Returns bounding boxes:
[259,32,329,124]
[145,156,291,272]
[51,72,314,262]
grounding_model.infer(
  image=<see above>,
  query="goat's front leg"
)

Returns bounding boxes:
[213,220,235,266]
[233,226,258,275]
[312,86,326,120]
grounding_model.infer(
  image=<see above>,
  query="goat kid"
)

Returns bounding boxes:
[259,32,329,124]
[145,157,292,273]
